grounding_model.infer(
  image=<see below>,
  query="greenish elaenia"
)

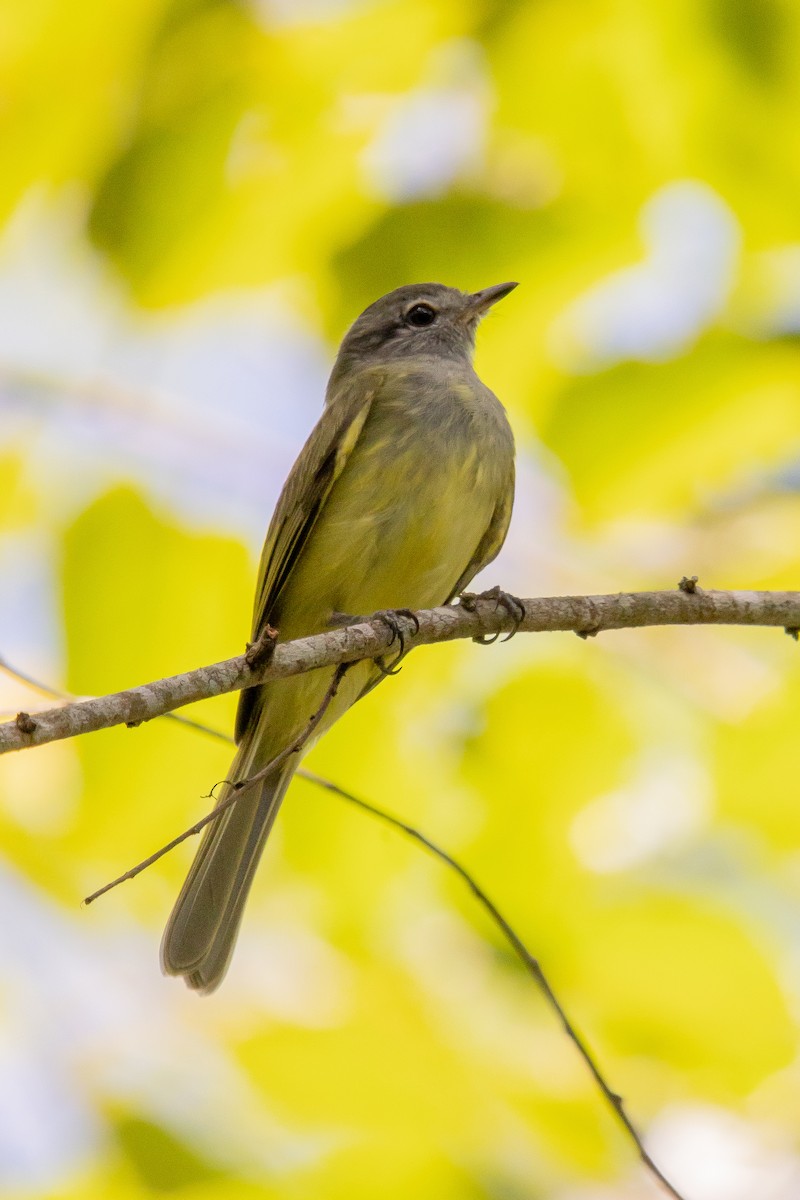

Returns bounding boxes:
[161,281,518,992]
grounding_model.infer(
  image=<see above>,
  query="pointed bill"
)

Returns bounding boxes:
[467,281,519,317]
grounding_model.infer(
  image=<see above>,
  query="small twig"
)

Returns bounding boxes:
[15,711,37,735]
[82,665,347,905]
[245,624,278,669]
[161,712,232,742]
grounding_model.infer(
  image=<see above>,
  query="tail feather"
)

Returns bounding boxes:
[161,738,294,994]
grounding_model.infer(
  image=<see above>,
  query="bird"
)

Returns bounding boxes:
[161,281,518,992]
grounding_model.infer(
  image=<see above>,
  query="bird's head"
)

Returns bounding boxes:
[330,281,517,382]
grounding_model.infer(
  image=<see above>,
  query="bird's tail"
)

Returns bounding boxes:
[160,736,294,993]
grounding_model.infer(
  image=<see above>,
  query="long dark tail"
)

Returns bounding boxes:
[161,737,294,993]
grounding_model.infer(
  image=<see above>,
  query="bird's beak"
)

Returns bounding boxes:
[465,281,518,319]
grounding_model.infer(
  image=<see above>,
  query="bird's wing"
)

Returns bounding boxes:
[447,461,515,602]
[235,371,382,743]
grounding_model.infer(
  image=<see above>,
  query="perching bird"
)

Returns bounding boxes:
[161,281,517,992]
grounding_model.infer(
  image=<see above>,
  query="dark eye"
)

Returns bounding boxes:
[405,303,436,328]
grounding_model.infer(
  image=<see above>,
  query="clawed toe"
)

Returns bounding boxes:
[459,585,526,643]
[373,608,420,673]
[374,655,403,677]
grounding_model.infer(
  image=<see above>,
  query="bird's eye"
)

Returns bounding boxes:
[405,303,436,328]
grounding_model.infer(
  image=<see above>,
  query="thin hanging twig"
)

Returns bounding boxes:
[299,770,686,1200]
[81,664,348,905]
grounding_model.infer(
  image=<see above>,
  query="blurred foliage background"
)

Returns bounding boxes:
[1,0,799,1197]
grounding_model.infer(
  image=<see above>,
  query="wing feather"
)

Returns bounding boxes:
[234,373,381,742]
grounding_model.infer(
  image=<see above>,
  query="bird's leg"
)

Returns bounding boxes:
[459,585,526,644]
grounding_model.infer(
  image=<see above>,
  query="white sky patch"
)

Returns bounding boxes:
[361,40,490,201]
[0,192,329,541]
[0,532,63,673]
[550,180,741,370]
[646,1105,800,1200]
[570,749,711,873]
[0,1026,101,1193]
[0,191,123,379]
[558,1107,800,1200]
[251,0,373,29]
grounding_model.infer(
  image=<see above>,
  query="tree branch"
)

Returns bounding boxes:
[2,587,798,755]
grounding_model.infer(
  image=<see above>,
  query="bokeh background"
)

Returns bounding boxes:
[1,1,799,1197]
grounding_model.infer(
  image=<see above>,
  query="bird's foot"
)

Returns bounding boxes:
[328,608,420,675]
[459,585,526,644]
[372,608,420,675]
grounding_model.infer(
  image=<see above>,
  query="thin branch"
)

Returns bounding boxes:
[2,587,798,755]
[299,771,687,1200]
[82,665,347,905]
[0,655,74,700]
[0,654,232,743]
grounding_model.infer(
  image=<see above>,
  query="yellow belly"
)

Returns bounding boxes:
[250,375,511,753]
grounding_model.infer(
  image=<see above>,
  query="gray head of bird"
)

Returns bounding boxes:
[329,282,518,383]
